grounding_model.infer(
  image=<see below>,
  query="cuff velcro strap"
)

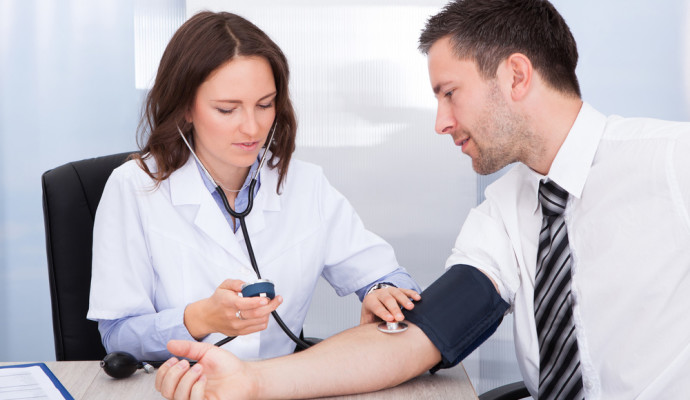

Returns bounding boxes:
[402,264,510,372]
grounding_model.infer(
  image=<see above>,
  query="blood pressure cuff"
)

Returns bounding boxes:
[402,264,510,372]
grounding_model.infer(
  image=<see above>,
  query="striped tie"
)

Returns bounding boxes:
[534,180,584,400]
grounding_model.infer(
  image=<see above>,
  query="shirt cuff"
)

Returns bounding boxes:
[98,306,197,361]
[356,267,422,301]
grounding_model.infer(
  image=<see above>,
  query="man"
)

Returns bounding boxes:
[156,0,690,399]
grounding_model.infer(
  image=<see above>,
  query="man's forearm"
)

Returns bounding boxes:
[252,322,441,399]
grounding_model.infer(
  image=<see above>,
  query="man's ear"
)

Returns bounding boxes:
[498,53,532,101]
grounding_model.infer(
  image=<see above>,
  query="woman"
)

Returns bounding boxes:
[87,11,420,362]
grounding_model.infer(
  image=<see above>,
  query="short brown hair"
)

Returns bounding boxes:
[135,11,297,191]
[419,0,581,97]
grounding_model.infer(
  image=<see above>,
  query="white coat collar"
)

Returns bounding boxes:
[167,154,283,262]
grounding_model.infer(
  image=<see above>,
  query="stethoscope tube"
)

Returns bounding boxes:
[177,123,311,351]
[214,182,310,350]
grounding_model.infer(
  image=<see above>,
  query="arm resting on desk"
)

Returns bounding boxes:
[158,323,440,399]
[157,264,509,400]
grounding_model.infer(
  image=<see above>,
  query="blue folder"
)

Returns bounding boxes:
[0,362,74,399]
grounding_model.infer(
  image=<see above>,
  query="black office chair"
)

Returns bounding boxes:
[42,152,135,361]
[479,381,530,400]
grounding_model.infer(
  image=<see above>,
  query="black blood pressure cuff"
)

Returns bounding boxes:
[402,264,510,373]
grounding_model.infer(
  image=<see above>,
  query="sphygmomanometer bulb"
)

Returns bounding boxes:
[101,351,153,379]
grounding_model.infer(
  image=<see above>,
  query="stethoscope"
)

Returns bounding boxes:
[102,122,311,379]
[100,121,404,378]
[180,123,406,338]
[176,122,312,351]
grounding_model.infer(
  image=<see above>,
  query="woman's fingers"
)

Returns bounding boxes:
[390,289,418,310]
[400,288,421,302]
[362,287,422,324]
[235,295,282,320]
[378,291,405,321]
[218,279,246,292]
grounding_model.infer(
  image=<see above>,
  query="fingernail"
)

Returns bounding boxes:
[177,360,189,369]
[191,363,202,372]
[260,299,268,305]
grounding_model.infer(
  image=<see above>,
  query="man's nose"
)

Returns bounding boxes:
[434,103,456,135]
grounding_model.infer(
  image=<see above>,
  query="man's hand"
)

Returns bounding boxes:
[360,286,420,324]
[155,340,257,400]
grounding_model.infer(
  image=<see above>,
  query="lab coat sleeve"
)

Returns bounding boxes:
[87,163,157,320]
[316,171,408,296]
[97,306,196,361]
[355,267,422,301]
[87,162,195,358]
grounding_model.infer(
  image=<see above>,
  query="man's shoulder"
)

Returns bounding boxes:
[602,114,690,141]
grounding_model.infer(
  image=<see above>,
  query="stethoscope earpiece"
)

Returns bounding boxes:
[101,351,154,379]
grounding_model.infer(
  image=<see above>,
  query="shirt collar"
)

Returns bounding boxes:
[530,102,607,213]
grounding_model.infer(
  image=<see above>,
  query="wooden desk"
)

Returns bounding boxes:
[0,361,478,399]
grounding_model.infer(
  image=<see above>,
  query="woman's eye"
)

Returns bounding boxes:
[258,102,274,110]
[444,90,454,98]
[217,108,235,114]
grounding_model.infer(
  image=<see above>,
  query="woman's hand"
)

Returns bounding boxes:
[360,286,420,324]
[184,279,282,339]
[156,340,257,400]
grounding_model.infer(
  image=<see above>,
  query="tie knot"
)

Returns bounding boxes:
[538,180,568,217]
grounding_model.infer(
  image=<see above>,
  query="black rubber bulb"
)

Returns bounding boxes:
[101,351,140,379]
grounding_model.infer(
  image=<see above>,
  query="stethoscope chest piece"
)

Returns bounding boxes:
[377,321,408,334]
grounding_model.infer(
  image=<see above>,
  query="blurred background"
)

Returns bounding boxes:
[1,0,689,394]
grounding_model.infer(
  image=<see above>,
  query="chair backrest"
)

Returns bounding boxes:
[41,152,135,361]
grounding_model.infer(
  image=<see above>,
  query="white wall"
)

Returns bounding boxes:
[1,0,688,394]
[0,0,143,361]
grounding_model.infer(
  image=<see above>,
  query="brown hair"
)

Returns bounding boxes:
[134,11,297,191]
[419,0,581,97]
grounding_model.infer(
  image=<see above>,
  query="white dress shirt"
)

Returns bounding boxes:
[446,102,690,399]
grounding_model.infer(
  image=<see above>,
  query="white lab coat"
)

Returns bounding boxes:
[87,154,401,360]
